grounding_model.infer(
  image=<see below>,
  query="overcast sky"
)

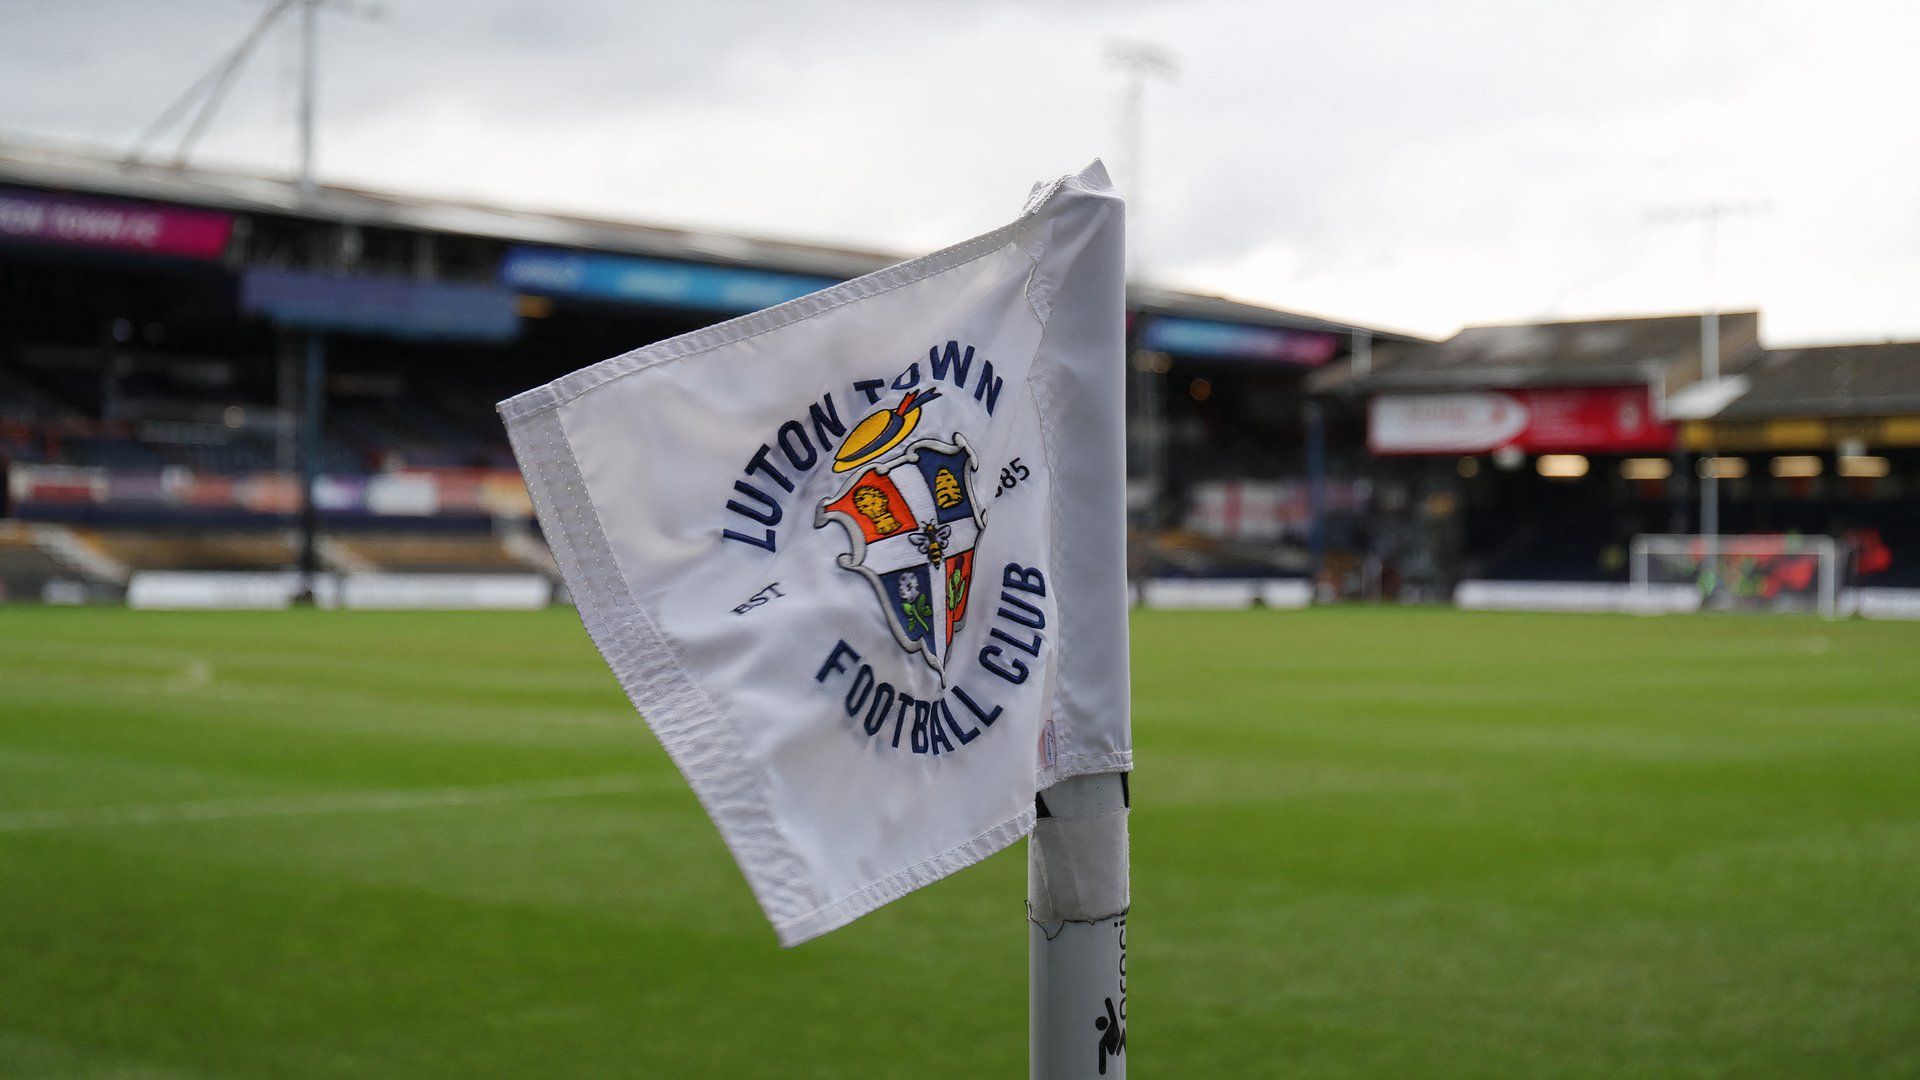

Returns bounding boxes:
[3,0,1918,344]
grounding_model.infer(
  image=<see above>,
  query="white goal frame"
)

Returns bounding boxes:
[1630,534,1843,619]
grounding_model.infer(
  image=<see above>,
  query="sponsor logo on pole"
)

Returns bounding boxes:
[1095,914,1129,1075]
[1095,996,1126,1075]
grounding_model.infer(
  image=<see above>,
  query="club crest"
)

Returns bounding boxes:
[815,390,987,674]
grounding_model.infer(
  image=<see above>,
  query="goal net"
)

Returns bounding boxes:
[1630,534,1845,618]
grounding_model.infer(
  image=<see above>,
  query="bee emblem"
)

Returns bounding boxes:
[908,521,953,565]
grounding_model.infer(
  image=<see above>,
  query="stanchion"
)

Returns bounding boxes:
[1030,771,1130,1079]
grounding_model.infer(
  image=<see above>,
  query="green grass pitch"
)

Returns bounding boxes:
[2,606,1917,1078]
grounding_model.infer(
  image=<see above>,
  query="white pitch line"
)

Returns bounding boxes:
[0,640,216,695]
[0,774,655,834]
[162,657,214,693]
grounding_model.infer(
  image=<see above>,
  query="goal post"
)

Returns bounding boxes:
[1630,534,1846,618]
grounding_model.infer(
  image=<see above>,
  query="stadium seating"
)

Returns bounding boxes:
[326,531,533,573]
[76,528,299,572]
[0,522,85,601]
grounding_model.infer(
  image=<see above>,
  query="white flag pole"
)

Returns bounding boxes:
[1030,771,1130,1079]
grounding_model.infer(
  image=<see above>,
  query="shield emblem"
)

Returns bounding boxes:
[816,434,986,674]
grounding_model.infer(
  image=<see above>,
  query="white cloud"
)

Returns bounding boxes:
[3,0,1916,344]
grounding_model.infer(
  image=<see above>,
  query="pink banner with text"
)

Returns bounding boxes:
[0,189,234,260]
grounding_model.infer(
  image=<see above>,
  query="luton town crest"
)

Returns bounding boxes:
[816,389,986,675]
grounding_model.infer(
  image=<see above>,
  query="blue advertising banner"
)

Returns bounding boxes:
[500,245,841,313]
[1142,316,1342,366]
[240,268,520,342]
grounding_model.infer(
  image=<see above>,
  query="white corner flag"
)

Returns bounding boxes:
[498,163,1130,948]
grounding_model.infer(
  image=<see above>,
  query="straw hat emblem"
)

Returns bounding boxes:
[832,389,943,472]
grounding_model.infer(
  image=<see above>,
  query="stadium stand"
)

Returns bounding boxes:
[1311,313,1920,594]
[5,138,1914,606]
[1,136,1414,603]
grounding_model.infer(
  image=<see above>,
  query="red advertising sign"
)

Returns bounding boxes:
[0,189,234,260]
[1369,385,1674,455]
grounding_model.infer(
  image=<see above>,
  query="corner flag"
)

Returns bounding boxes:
[498,163,1130,947]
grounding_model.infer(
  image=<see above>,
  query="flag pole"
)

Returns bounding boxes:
[1030,771,1130,1079]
